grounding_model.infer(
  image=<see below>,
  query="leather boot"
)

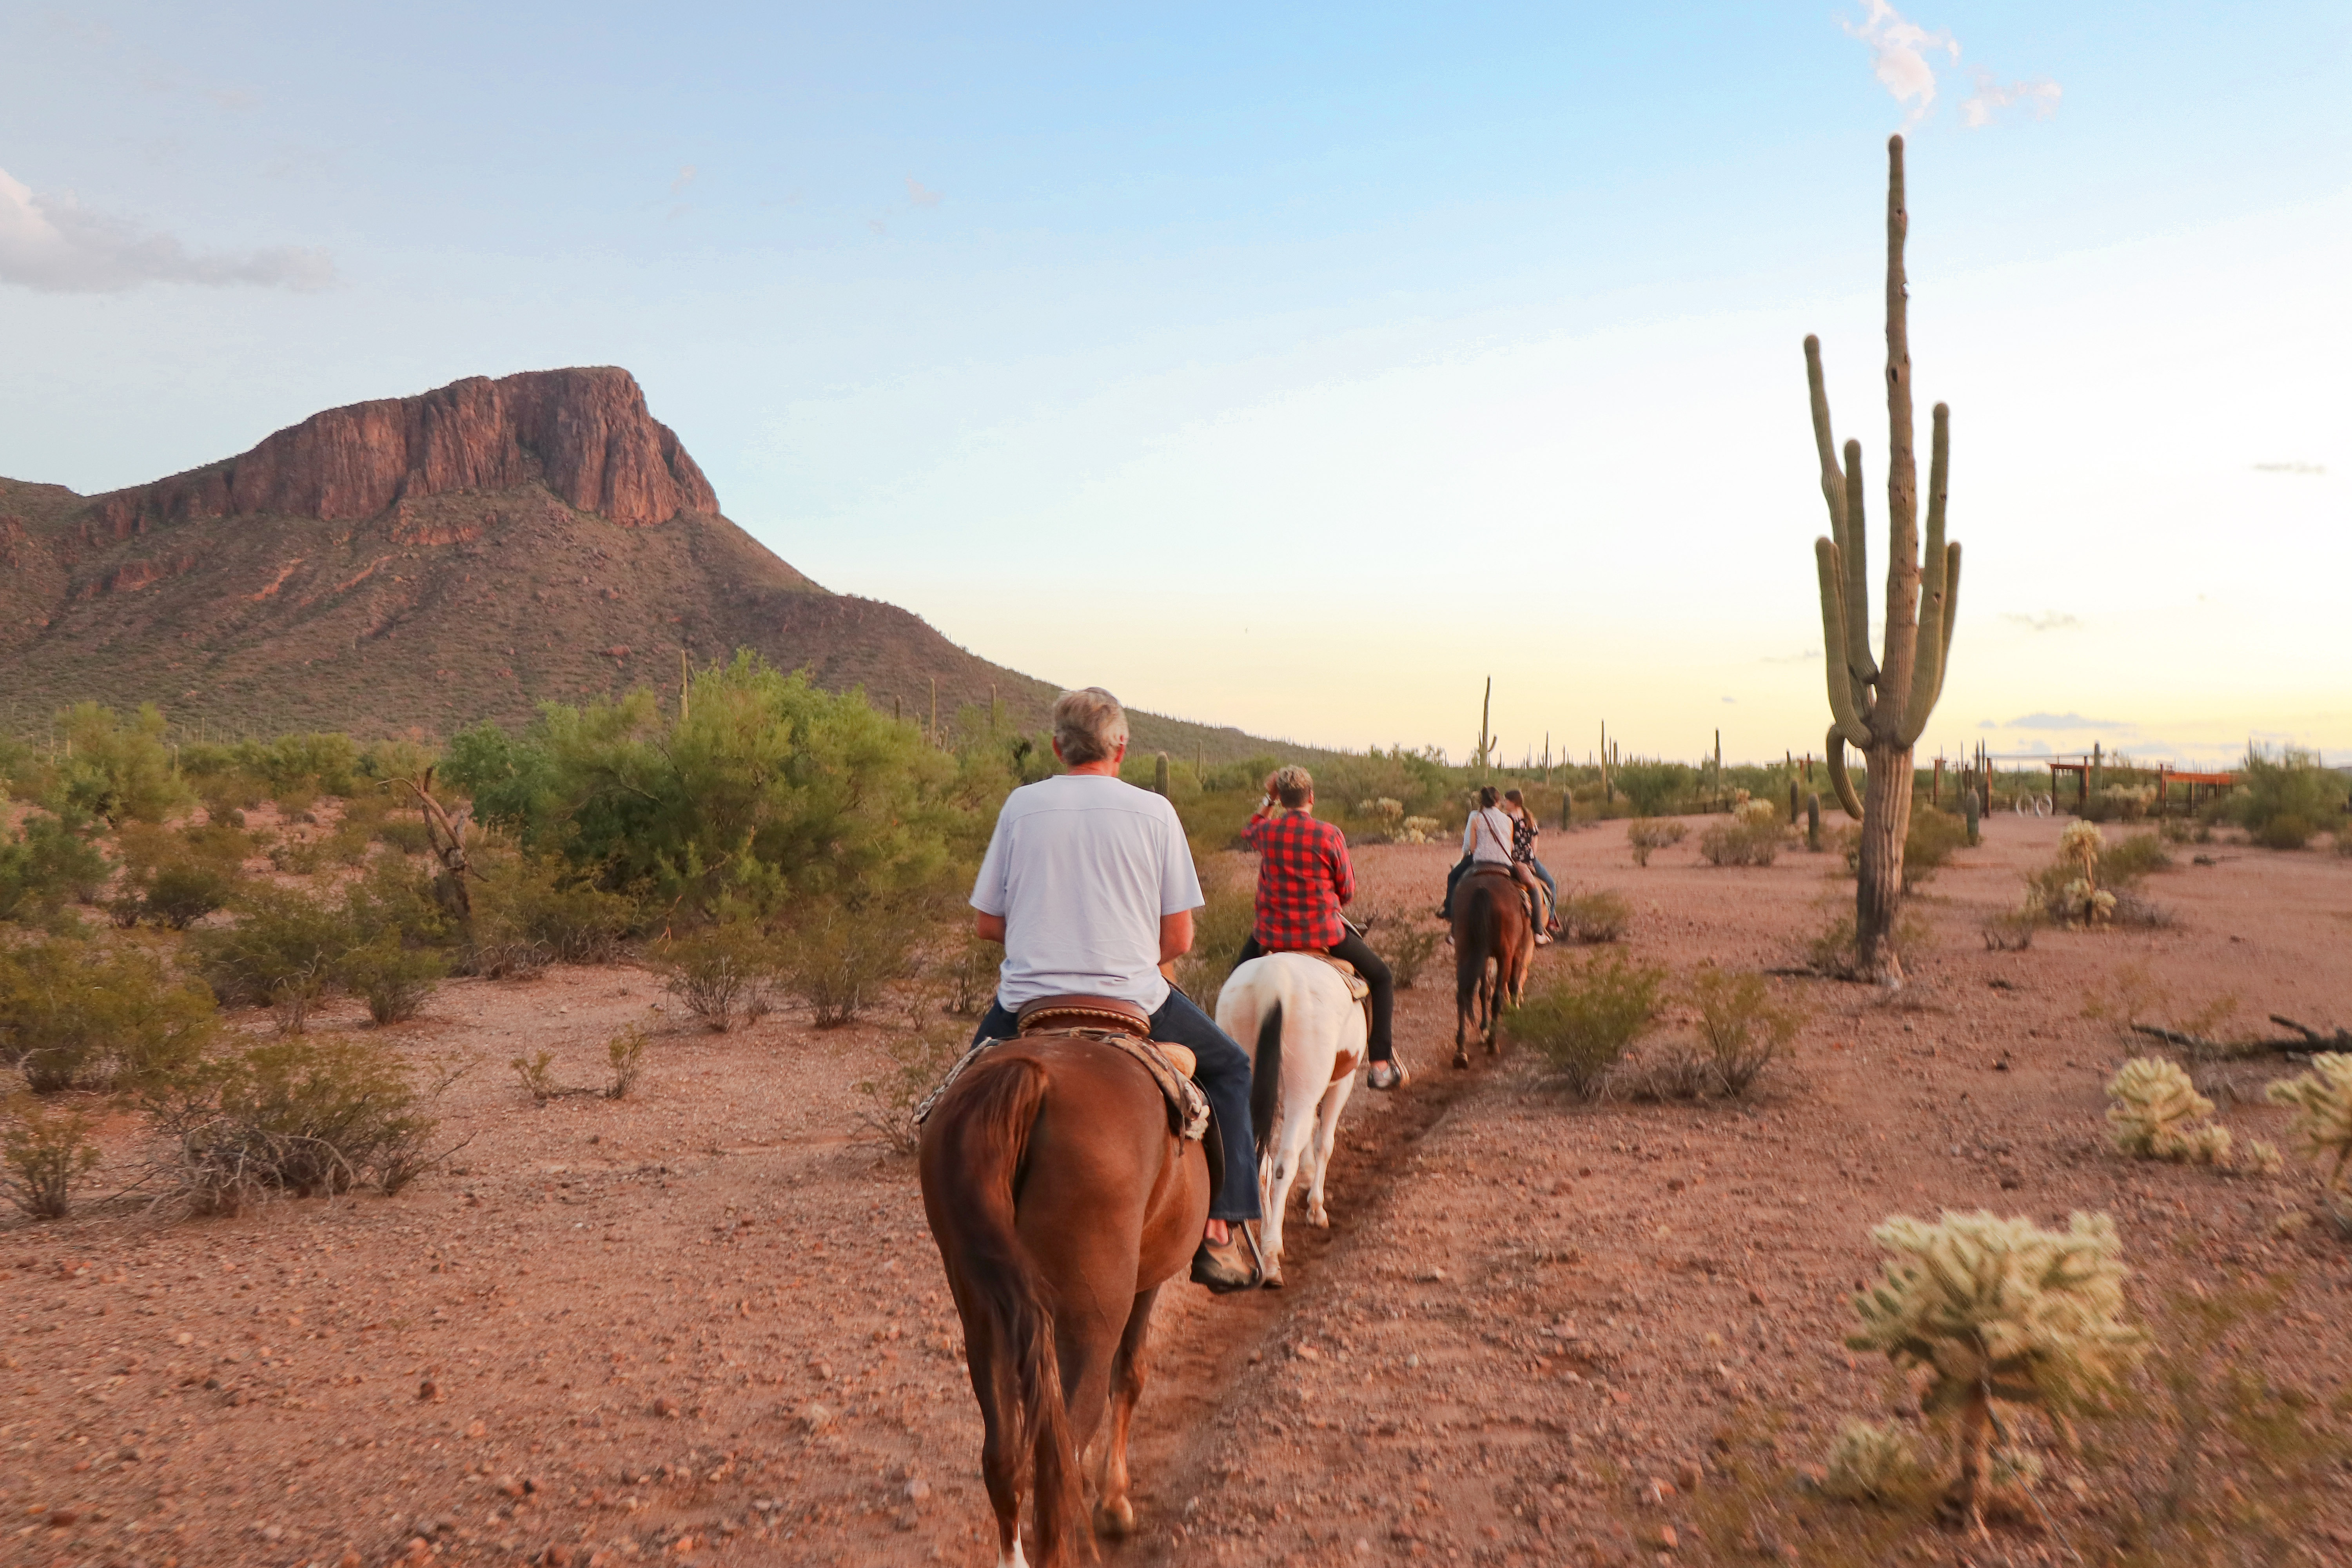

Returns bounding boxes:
[1190,1236,1256,1294]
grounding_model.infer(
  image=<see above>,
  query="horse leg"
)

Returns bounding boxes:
[1260,1100,1313,1288]
[1093,1286,1161,1539]
[1305,1075,1353,1228]
[971,1329,1028,1568]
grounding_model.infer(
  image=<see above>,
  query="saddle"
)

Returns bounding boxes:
[1302,952,1376,1067]
[915,996,1209,1144]
[1464,864,1546,929]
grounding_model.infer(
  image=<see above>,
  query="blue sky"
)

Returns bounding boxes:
[4,2,2347,764]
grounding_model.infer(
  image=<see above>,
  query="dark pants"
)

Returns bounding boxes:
[1232,928,1394,1063]
[971,991,1261,1223]
[1441,853,1473,915]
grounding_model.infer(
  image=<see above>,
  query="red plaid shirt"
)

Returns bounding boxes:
[1242,810,1356,950]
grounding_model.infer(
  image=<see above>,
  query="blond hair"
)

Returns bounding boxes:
[1271,765,1315,809]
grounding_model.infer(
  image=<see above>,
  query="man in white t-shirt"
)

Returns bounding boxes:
[968,686,1261,1292]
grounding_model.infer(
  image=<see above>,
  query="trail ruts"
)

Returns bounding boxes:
[1102,1059,1490,1564]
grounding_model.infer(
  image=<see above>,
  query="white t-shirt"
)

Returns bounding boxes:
[1463,806,1516,865]
[970,773,1203,1013]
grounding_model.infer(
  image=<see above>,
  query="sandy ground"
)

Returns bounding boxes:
[6,811,2352,1567]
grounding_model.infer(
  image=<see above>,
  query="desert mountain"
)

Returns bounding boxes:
[0,368,1285,761]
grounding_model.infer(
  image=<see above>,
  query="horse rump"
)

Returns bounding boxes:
[919,1056,1086,1564]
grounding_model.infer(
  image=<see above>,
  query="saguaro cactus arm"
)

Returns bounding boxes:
[1815,542,1871,749]
[1898,404,1952,745]
[1826,727,1864,820]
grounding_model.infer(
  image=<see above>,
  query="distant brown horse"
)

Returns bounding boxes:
[1452,866,1536,1066]
[919,1031,1210,1568]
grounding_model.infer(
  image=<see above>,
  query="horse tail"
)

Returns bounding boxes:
[1457,882,1499,1008]
[925,1058,1084,1564]
[1250,999,1283,1163]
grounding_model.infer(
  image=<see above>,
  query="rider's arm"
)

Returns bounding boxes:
[1157,908,1194,965]
[974,912,1007,943]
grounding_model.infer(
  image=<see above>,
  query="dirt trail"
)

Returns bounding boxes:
[1108,1030,1487,1565]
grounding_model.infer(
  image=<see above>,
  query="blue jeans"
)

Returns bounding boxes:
[971,989,1261,1222]
[1528,857,1558,906]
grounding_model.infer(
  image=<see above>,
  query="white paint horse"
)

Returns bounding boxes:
[1214,953,1368,1289]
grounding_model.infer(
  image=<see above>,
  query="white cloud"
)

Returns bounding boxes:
[906,176,943,209]
[1960,69,2062,128]
[0,165,333,294]
[1843,0,1959,123]
[2002,611,2083,633]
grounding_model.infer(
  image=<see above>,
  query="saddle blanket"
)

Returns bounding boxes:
[913,1029,1210,1142]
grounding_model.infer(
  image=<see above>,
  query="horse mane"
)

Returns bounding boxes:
[922,1056,1086,1563]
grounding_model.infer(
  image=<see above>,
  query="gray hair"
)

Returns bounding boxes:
[1051,687,1129,766]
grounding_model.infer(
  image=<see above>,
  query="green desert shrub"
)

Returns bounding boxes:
[604,1025,650,1100]
[467,849,634,968]
[1506,949,1666,1096]
[934,933,1001,1016]
[0,815,110,922]
[1172,869,1256,1009]
[651,916,775,1031]
[336,933,446,1025]
[1691,967,1802,1097]
[1847,1210,2145,1523]
[0,938,218,1093]
[1559,888,1632,943]
[1699,815,1781,867]
[2,1093,106,1220]
[1613,760,1695,817]
[41,703,189,827]
[1624,818,1686,867]
[1361,903,1443,989]
[774,898,920,1029]
[855,1015,968,1153]
[445,653,987,916]
[2100,831,2172,884]
[146,1034,446,1212]
[2230,746,2347,846]
[189,884,354,1032]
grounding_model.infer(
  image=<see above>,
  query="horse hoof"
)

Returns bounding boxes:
[1452,1053,1470,1070]
[1096,1498,1137,1538]
[1260,1264,1285,1290]
[1308,1209,1328,1229]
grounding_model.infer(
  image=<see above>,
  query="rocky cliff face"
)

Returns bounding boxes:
[0,370,1287,766]
[85,367,718,535]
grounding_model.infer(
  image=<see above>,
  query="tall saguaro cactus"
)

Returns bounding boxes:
[1806,135,1961,985]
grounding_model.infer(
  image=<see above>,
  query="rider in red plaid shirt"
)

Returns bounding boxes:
[1234,766,1407,1089]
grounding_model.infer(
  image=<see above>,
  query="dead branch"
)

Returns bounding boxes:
[2129,1021,2341,1059]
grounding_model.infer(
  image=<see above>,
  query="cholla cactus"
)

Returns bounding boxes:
[2243,1138,2285,1178]
[1847,1210,2145,1523]
[1822,1419,1926,1502]
[2264,1053,2352,1192]
[2107,1057,2229,1163]
[1357,797,1406,826]
[1398,815,1441,845]
[1734,798,1782,830]
[2059,820,2104,876]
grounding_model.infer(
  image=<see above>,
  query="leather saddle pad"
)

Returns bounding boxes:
[1304,951,1373,1003]
[915,1026,1207,1142]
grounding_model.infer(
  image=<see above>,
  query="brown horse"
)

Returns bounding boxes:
[1452,866,1536,1066]
[919,1032,1210,1568]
